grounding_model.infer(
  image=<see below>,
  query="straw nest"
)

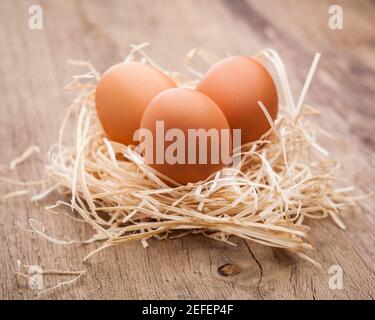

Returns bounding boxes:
[29,44,359,266]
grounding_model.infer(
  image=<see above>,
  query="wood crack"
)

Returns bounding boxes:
[244,240,263,299]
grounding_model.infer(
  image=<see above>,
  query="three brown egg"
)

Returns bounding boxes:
[95,56,278,185]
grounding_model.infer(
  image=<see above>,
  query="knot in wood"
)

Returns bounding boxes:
[217,263,241,277]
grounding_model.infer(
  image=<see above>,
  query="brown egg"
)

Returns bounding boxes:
[95,62,176,145]
[140,88,232,185]
[196,56,278,144]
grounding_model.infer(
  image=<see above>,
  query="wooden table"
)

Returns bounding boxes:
[1,0,374,300]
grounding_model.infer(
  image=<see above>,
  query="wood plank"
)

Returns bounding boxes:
[0,0,374,299]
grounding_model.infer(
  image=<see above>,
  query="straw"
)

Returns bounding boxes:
[15,45,363,265]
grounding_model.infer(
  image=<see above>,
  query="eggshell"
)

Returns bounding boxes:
[140,88,231,185]
[196,56,278,144]
[95,62,176,145]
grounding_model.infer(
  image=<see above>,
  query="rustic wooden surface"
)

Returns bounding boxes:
[1,0,374,300]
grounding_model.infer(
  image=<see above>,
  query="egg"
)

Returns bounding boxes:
[196,56,278,144]
[95,62,176,145]
[140,88,231,185]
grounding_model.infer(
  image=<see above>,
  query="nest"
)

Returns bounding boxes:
[29,44,359,266]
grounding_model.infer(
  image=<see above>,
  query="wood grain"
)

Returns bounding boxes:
[0,0,374,299]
